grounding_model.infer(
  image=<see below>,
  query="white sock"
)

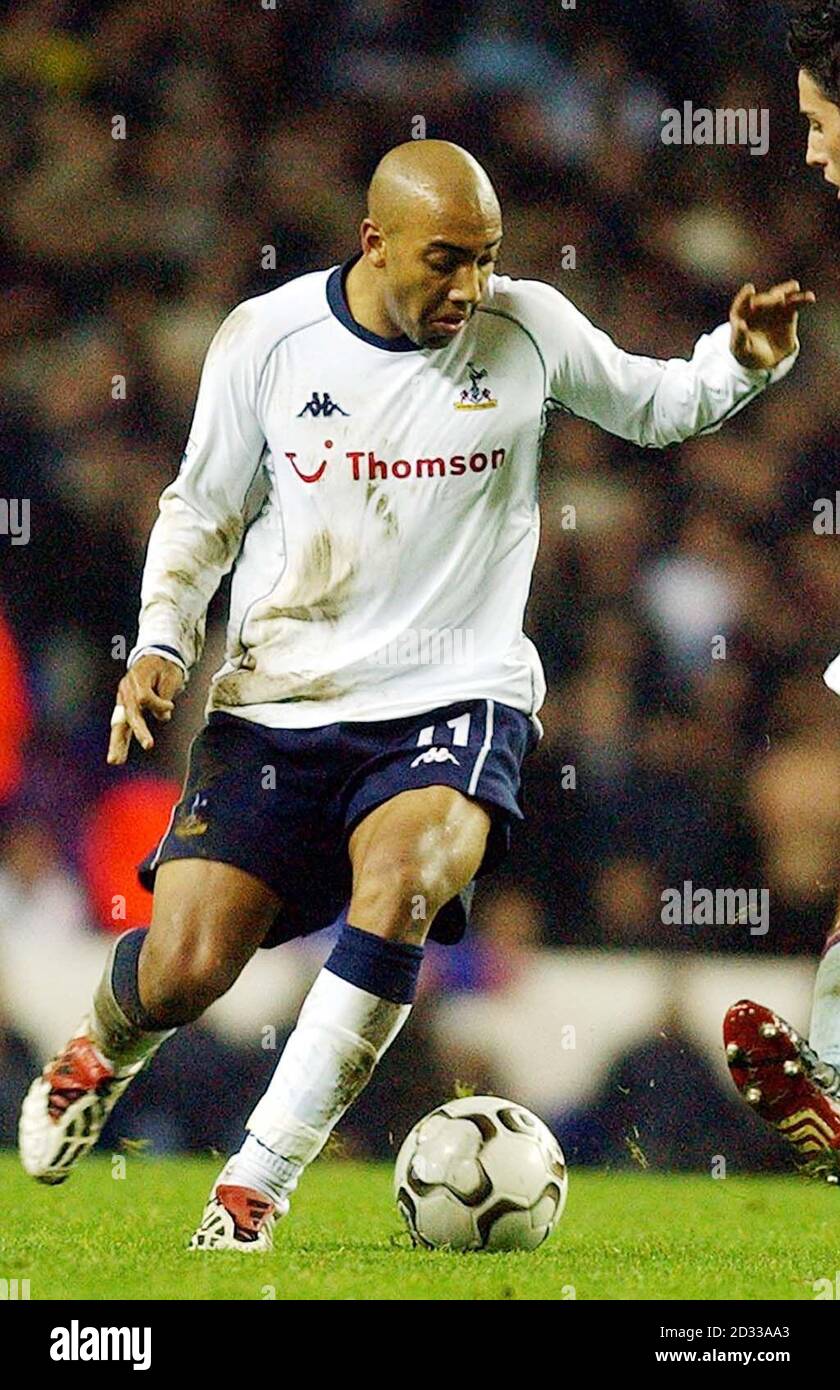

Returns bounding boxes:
[809,940,840,1067]
[226,969,411,1204]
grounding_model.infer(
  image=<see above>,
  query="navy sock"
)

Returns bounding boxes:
[110,927,158,1029]
[325,923,423,1005]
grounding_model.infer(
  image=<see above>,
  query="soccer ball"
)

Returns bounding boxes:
[394,1095,568,1252]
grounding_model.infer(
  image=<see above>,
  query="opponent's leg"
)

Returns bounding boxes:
[19,859,279,1185]
[723,895,840,1176]
[809,913,840,1068]
[191,787,490,1251]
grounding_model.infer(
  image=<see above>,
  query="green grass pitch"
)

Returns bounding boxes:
[1,1153,836,1301]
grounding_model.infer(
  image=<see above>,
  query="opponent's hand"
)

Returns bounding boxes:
[107,655,185,765]
[729,280,815,370]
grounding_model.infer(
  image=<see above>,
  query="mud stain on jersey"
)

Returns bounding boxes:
[210,668,345,706]
[210,530,358,706]
[259,529,358,624]
[163,568,203,592]
[160,515,243,591]
[363,483,399,541]
[155,514,244,660]
[373,491,398,541]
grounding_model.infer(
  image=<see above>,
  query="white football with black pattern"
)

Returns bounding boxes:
[394,1095,568,1252]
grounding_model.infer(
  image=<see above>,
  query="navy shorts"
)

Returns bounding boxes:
[138,698,538,948]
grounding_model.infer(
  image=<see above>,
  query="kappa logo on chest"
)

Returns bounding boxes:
[297,391,349,418]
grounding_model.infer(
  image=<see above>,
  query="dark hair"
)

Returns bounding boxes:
[788,1,840,103]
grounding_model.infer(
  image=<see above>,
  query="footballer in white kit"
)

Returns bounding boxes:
[19,139,811,1249]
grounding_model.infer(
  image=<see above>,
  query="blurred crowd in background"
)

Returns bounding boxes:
[1,0,839,1166]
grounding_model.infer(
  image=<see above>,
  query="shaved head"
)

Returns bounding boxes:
[368,140,500,236]
[344,141,503,350]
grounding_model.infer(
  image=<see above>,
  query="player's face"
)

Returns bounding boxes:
[385,214,503,349]
[799,68,840,194]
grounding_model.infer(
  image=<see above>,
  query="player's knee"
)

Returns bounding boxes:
[138,928,236,1025]
[351,838,475,942]
[359,853,437,909]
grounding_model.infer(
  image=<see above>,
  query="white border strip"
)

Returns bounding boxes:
[149,800,179,872]
[467,698,494,796]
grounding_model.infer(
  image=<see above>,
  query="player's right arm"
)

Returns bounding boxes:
[107,653,184,764]
[108,302,267,764]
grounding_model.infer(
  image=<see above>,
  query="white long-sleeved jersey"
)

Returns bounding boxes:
[129,257,798,728]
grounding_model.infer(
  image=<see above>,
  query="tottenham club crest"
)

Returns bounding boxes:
[454,361,497,411]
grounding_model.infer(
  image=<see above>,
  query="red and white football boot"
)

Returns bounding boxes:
[189,1159,288,1252]
[19,1018,149,1184]
[723,999,840,1178]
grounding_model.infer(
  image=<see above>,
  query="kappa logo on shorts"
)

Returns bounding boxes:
[174,793,209,838]
[410,747,461,768]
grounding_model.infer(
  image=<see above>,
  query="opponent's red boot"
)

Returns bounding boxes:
[724,999,840,1178]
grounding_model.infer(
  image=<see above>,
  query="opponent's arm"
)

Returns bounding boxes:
[108,304,267,764]
[534,279,814,447]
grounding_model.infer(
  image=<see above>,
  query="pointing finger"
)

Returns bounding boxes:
[119,690,154,753]
[107,706,133,765]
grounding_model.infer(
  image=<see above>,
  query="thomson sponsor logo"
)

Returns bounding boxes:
[50,1321,151,1371]
[661,880,769,935]
[283,444,507,484]
[660,101,769,156]
[349,448,505,480]
[368,626,475,669]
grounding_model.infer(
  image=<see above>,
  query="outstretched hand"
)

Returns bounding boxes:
[107,655,184,765]
[729,280,815,371]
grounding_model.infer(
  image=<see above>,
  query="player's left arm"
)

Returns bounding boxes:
[522,278,815,448]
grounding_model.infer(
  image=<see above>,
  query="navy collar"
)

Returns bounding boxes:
[326,253,419,353]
